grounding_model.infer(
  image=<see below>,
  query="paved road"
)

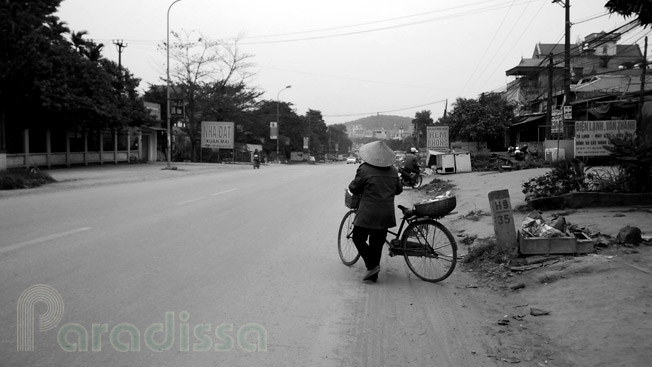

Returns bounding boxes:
[1,163,501,366]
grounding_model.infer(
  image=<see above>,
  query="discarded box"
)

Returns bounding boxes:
[518,231,594,255]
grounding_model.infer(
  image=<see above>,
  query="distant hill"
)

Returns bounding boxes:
[343,115,414,133]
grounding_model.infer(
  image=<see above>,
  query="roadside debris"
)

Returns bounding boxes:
[616,226,643,245]
[520,211,587,239]
[459,209,491,221]
[530,308,551,316]
[518,211,594,255]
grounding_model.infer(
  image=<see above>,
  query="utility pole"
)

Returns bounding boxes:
[638,36,648,138]
[548,53,554,139]
[563,0,571,105]
[307,114,311,156]
[113,40,127,68]
[553,0,572,138]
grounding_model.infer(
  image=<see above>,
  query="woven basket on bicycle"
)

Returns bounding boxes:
[344,188,360,209]
[413,195,456,218]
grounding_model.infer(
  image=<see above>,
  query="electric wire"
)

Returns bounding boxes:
[463,0,546,94]
[323,100,447,118]
[235,0,538,44]
[243,0,522,39]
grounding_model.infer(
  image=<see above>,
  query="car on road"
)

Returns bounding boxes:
[346,156,357,164]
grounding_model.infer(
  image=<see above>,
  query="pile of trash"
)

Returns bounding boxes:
[520,211,584,238]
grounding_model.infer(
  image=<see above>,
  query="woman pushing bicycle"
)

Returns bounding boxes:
[348,141,403,282]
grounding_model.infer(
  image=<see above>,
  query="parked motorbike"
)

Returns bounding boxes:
[495,144,538,170]
[507,144,531,161]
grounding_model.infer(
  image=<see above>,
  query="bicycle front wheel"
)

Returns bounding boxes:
[401,219,457,282]
[338,210,360,266]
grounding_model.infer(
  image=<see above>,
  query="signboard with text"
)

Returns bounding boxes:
[488,190,517,250]
[171,99,185,117]
[551,109,563,134]
[290,151,304,161]
[426,126,450,152]
[574,120,636,156]
[270,122,278,140]
[201,121,234,149]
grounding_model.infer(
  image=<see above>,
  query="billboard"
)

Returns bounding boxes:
[426,126,450,152]
[201,121,234,149]
[270,122,278,140]
[574,120,636,156]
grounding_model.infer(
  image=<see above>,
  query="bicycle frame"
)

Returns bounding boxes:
[385,211,433,255]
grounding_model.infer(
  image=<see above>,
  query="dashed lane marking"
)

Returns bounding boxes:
[0,227,92,255]
[211,189,238,196]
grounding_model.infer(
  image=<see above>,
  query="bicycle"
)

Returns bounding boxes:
[338,190,458,283]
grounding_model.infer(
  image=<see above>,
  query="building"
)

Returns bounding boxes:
[0,102,166,171]
[505,31,648,157]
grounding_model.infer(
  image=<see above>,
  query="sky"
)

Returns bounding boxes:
[55,0,650,125]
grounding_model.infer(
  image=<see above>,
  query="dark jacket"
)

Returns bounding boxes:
[403,153,420,172]
[348,163,403,229]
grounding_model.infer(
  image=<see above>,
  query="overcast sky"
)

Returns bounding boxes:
[55,0,648,125]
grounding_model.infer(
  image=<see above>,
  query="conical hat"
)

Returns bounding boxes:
[358,141,395,167]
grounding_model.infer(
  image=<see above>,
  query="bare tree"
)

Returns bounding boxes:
[163,30,256,160]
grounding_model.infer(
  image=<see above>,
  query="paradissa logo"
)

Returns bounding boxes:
[17,285,267,353]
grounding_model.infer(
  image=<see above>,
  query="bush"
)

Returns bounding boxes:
[0,169,55,190]
[603,134,652,192]
[585,166,630,192]
[522,135,652,201]
[522,159,588,200]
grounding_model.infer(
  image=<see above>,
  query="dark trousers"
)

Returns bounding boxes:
[352,226,388,270]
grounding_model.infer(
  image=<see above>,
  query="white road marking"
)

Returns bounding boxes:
[211,189,238,196]
[176,197,203,205]
[175,188,238,205]
[0,227,92,255]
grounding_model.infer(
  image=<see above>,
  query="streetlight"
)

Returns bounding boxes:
[165,0,184,170]
[276,85,291,163]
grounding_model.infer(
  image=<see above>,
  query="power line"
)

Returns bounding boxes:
[259,65,440,90]
[88,0,538,47]
[323,99,447,118]
[463,0,546,93]
[243,0,531,40]
[235,0,537,45]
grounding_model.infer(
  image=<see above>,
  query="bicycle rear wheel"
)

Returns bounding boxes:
[401,219,457,282]
[338,210,360,266]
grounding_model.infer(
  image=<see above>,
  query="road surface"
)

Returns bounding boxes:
[1,163,506,366]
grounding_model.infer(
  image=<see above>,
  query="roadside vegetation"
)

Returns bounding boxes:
[522,135,652,201]
[0,170,55,190]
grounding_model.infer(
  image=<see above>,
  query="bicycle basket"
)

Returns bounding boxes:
[344,189,360,209]
[413,195,456,218]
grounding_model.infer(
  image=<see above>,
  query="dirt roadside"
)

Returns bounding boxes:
[416,168,652,367]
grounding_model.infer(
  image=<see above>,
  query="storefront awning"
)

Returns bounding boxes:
[512,115,545,127]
